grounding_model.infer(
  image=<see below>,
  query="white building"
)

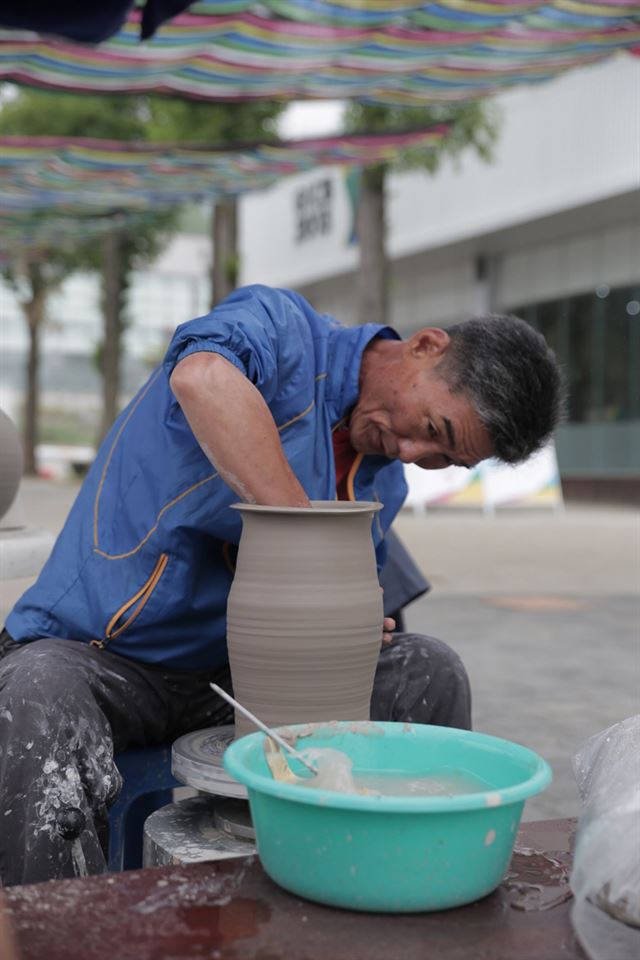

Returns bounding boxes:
[1,55,638,499]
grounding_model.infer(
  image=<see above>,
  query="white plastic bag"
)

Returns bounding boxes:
[570,715,640,960]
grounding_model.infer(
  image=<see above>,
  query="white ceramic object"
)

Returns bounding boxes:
[0,410,23,523]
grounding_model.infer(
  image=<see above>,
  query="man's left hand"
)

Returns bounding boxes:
[382,617,396,645]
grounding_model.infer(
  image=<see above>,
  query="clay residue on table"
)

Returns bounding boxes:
[131,860,250,915]
[505,846,573,911]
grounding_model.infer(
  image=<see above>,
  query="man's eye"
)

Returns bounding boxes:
[427,421,437,439]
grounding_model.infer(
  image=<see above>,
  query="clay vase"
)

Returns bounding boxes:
[0,409,23,523]
[227,501,383,739]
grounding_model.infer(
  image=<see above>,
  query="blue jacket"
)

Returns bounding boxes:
[7,286,408,669]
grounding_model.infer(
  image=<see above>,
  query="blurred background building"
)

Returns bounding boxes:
[1,55,638,502]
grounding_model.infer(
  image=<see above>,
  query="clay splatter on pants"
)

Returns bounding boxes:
[0,645,123,886]
[0,634,234,887]
[31,712,120,878]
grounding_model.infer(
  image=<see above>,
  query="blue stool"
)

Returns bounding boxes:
[108,744,181,872]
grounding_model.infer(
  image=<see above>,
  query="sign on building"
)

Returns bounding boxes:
[294,179,332,243]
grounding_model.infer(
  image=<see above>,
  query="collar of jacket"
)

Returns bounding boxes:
[324,322,401,425]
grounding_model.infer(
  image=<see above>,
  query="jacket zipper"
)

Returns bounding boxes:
[92,553,168,649]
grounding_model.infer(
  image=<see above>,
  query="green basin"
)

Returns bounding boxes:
[223,721,551,913]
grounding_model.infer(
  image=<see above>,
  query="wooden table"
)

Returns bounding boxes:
[4,818,585,960]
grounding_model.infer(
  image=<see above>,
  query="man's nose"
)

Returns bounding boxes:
[397,439,431,463]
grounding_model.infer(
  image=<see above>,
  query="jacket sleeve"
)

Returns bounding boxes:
[163,286,283,404]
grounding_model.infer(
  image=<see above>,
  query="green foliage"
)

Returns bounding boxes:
[0,88,147,140]
[1,249,83,300]
[143,96,285,145]
[344,100,500,175]
[224,251,240,289]
[176,203,210,235]
[119,208,179,273]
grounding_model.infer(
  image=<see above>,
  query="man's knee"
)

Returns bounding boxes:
[389,632,467,678]
[0,639,115,771]
[0,639,85,710]
[373,633,471,729]
[0,640,121,831]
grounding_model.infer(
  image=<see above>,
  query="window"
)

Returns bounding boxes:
[514,284,640,424]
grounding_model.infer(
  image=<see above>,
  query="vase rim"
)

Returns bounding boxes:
[230,500,383,515]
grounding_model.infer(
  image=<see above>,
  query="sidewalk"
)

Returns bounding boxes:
[3,478,639,821]
[394,504,639,596]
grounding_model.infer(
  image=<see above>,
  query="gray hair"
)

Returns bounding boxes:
[436,314,566,464]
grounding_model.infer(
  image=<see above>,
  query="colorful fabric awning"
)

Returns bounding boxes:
[0,126,448,246]
[0,1,638,105]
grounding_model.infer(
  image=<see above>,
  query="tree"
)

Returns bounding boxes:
[344,102,499,327]
[0,89,178,457]
[96,210,177,443]
[1,250,78,473]
[144,98,285,306]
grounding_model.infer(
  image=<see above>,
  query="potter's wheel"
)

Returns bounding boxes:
[143,796,256,867]
[214,798,255,841]
[172,726,247,799]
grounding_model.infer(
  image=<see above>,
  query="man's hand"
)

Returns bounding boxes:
[382,616,396,645]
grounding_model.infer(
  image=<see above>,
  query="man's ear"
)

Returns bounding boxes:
[408,328,450,360]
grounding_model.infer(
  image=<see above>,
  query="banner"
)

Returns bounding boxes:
[481,443,563,511]
[403,463,483,512]
[404,442,563,513]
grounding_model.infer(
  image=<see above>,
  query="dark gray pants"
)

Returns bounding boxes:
[0,631,470,887]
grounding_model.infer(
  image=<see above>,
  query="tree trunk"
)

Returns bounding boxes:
[22,293,45,476]
[356,164,388,327]
[211,199,238,308]
[98,226,124,446]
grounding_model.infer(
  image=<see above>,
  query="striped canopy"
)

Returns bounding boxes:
[0,126,449,246]
[1,1,639,105]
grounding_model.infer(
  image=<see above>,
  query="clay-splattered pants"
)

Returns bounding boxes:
[0,630,470,887]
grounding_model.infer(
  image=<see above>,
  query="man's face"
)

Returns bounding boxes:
[349,330,494,470]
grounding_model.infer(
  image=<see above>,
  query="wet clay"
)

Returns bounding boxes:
[227,501,383,739]
[504,847,573,911]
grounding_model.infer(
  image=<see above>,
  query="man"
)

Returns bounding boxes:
[0,285,563,886]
